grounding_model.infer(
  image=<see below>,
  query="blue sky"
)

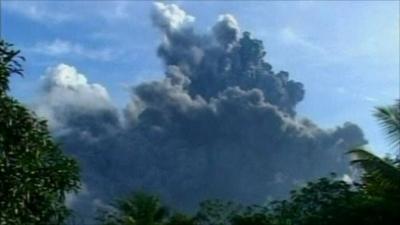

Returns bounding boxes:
[2,0,399,156]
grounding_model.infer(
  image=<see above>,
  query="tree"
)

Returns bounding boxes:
[165,213,196,225]
[195,200,243,225]
[268,175,398,225]
[216,174,398,225]
[98,192,169,225]
[0,40,80,225]
[349,101,400,197]
[349,148,400,198]
[374,100,400,151]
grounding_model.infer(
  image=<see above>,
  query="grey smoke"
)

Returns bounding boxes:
[213,14,240,48]
[34,2,366,221]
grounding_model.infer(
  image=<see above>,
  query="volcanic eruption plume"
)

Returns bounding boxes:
[34,2,366,219]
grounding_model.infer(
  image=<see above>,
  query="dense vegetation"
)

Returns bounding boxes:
[1,41,399,225]
[0,41,80,225]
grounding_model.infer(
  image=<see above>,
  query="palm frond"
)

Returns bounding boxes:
[374,100,400,150]
[348,147,400,192]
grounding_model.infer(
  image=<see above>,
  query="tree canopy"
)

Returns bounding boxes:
[0,40,80,225]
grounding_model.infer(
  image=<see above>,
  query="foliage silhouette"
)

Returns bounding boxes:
[97,192,169,225]
[0,40,80,225]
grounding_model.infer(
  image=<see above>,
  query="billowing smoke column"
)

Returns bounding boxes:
[35,2,366,219]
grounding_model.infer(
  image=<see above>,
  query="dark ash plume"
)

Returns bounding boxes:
[34,2,366,221]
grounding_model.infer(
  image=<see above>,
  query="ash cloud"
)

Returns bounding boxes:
[34,2,366,220]
[35,64,119,139]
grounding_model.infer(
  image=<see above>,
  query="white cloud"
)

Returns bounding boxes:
[279,27,326,55]
[152,2,195,31]
[3,1,74,23]
[217,14,240,32]
[3,1,140,24]
[363,96,378,103]
[30,39,115,61]
[213,14,241,46]
[101,1,130,20]
[35,64,112,129]
[41,63,110,104]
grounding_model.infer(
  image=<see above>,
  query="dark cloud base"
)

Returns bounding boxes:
[35,3,366,220]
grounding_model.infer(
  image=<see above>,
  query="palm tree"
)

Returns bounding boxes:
[348,100,400,196]
[374,100,400,153]
[98,192,169,225]
[349,147,400,195]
